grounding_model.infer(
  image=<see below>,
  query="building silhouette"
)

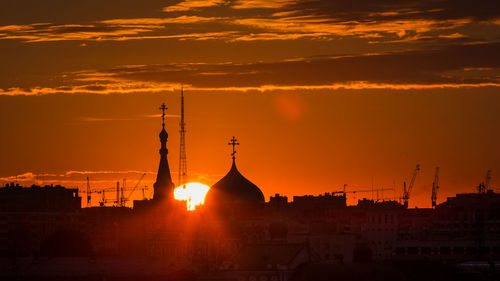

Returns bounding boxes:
[0,103,499,280]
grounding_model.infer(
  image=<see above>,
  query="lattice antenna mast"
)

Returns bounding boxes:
[178,86,187,187]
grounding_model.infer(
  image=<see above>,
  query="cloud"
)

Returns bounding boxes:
[79,117,138,122]
[0,16,482,43]
[0,17,230,42]
[0,170,154,185]
[1,42,499,96]
[231,17,473,41]
[232,0,296,9]
[75,42,500,88]
[101,16,223,25]
[163,0,226,12]
[0,22,158,42]
[0,170,222,195]
[79,114,180,122]
[0,0,498,44]
[286,0,500,22]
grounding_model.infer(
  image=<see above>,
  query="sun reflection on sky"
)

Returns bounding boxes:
[174,182,210,211]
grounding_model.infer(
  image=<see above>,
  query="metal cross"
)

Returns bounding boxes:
[228,136,239,159]
[159,103,168,127]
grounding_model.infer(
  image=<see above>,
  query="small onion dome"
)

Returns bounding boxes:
[206,159,265,207]
[159,127,168,141]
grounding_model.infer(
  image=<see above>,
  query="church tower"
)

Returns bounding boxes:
[153,103,175,201]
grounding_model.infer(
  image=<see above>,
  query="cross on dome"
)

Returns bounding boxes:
[159,103,168,128]
[228,136,240,160]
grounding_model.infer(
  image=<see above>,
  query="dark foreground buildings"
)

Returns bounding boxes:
[0,106,499,281]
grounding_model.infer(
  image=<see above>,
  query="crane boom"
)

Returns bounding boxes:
[332,187,394,194]
[478,170,492,193]
[124,173,146,203]
[86,176,91,207]
[485,170,491,191]
[403,164,420,207]
[431,167,439,208]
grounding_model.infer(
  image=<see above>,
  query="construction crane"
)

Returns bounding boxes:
[431,167,439,208]
[86,176,91,207]
[98,185,150,207]
[477,170,492,194]
[331,186,395,202]
[81,176,150,207]
[81,177,101,207]
[87,181,123,207]
[115,181,120,206]
[402,164,420,208]
[120,178,126,207]
[121,173,146,206]
[98,187,120,207]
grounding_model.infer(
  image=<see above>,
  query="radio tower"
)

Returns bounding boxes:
[178,86,187,187]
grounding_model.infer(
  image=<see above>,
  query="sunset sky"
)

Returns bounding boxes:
[0,0,499,208]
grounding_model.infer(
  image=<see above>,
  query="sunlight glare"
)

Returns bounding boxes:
[174,182,210,211]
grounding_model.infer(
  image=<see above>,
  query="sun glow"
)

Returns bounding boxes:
[174,182,210,211]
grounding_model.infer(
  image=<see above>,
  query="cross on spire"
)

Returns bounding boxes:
[228,136,239,160]
[159,103,168,127]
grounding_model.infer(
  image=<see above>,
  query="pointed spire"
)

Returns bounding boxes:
[153,102,174,201]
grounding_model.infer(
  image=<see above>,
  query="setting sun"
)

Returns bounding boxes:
[174,182,210,211]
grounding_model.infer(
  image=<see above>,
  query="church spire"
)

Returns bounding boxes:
[153,102,175,201]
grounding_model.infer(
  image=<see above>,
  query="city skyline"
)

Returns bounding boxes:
[1,92,498,208]
[0,0,499,208]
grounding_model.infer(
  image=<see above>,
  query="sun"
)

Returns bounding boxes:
[174,182,210,211]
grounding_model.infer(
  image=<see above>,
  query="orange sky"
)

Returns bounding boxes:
[0,0,499,208]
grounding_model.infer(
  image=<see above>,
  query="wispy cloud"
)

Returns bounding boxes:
[0,170,221,192]
[0,170,154,185]
[79,114,180,122]
[1,42,499,95]
[0,17,232,42]
[101,16,223,25]
[232,0,296,9]
[79,117,138,122]
[0,0,498,44]
[163,0,226,12]
[231,17,473,41]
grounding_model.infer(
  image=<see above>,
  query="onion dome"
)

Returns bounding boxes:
[159,127,168,141]
[207,159,265,206]
[205,137,265,207]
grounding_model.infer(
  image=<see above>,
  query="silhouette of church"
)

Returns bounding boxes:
[152,103,176,202]
[135,103,265,212]
[134,103,179,210]
[205,136,265,211]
